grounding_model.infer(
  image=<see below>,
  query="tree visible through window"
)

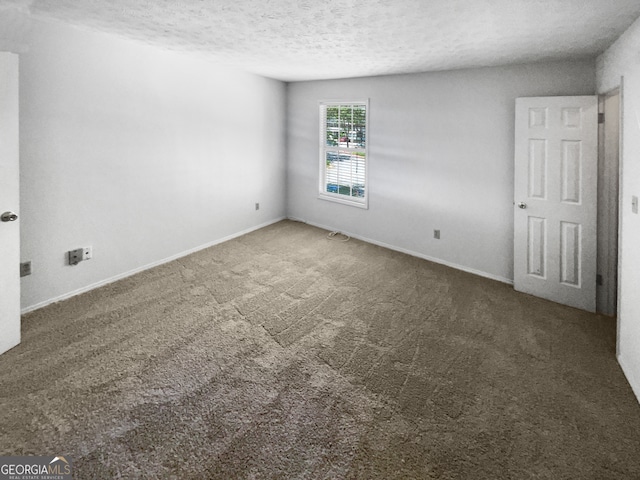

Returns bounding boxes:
[319,101,368,208]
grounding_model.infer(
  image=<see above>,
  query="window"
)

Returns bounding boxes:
[319,101,368,208]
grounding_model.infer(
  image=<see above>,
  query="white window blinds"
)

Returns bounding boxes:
[319,101,368,208]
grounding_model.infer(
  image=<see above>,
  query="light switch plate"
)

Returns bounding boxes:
[632,195,638,214]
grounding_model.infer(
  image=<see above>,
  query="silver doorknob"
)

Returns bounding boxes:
[517,202,527,209]
[1,211,18,222]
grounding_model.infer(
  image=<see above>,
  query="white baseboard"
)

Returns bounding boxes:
[287,216,514,285]
[21,217,286,314]
[618,354,640,405]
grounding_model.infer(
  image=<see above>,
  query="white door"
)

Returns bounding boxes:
[514,96,598,312]
[0,52,20,355]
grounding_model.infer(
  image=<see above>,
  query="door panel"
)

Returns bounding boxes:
[528,139,547,199]
[561,141,582,203]
[560,221,580,286]
[514,96,598,312]
[527,216,546,278]
[0,52,20,355]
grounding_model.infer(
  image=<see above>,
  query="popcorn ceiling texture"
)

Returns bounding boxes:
[5,0,640,80]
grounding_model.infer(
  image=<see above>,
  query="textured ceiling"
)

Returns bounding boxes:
[5,0,640,81]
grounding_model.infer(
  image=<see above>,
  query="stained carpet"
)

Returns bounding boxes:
[1,220,639,479]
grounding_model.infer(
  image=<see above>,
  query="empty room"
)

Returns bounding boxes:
[1,0,640,478]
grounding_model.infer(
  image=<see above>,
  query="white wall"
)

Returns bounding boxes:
[287,61,595,282]
[20,19,286,310]
[0,5,31,54]
[597,17,640,94]
[597,15,640,403]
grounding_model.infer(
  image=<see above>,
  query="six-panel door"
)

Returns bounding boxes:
[514,96,598,312]
[0,53,20,355]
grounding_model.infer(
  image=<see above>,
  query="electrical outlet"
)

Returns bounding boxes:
[68,248,84,266]
[255,202,260,211]
[20,261,32,277]
[434,229,440,240]
[83,246,93,260]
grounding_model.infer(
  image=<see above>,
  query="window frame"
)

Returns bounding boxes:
[318,100,369,209]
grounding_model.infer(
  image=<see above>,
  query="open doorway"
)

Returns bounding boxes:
[596,89,620,317]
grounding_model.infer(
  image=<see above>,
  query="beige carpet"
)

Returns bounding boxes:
[1,220,639,479]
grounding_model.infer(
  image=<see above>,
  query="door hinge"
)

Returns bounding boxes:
[598,113,605,124]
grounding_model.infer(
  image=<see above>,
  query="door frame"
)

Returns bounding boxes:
[596,88,621,317]
[616,77,625,357]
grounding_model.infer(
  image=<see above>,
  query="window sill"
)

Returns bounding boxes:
[318,193,369,209]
